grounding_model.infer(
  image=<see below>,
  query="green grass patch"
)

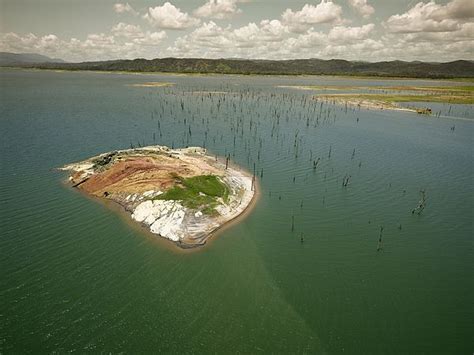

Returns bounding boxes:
[322,93,474,105]
[424,85,474,92]
[181,175,229,200]
[382,85,474,94]
[155,175,229,215]
[367,94,473,104]
[287,84,474,95]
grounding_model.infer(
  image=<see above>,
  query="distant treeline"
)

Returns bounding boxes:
[7,57,474,79]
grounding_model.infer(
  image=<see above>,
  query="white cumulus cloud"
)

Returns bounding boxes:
[429,0,474,20]
[113,3,138,15]
[112,23,144,38]
[194,0,244,20]
[385,0,472,33]
[168,19,290,56]
[111,22,167,45]
[347,0,375,18]
[0,30,167,62]
[144,2,200,30]
[2,0,472,63]
[282,1,344,33]
[328,24,375,43]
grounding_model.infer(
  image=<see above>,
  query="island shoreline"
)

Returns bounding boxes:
[60,148,260,252]
[62,164,260,254]
[193,166,261,251]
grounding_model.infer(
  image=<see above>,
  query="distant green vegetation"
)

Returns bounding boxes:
[294,85,474,94]
[323,93,473,104]
[313,84,474,105]
[380,85,474,94]
[286,85,474,93]
[155,175,229,215]
[433,85,474,92]
[6,57,474,79]
[447,77,474,83]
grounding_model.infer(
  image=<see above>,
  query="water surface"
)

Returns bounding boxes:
[1,69,472,353]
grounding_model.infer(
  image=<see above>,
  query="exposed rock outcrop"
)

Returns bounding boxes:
[60,145,256,248]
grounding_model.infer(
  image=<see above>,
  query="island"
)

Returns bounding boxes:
[60,146,256,248]
[279,84,473,114]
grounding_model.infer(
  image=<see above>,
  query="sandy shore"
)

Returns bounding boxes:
[129,82,175,87]
[318,95,418,113]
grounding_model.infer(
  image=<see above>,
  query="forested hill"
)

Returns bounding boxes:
[4,55,474,78]
[0,52,65,65]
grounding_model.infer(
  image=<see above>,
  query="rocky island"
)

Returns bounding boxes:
[60,146,256,248]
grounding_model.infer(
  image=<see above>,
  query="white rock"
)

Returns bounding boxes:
[215,204,229,216]
[132,199,187,242]
[150,205,185,241]
[131,200,154,223]
[142,190,155,198]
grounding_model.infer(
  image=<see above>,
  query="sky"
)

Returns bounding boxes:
[0,0,473,62]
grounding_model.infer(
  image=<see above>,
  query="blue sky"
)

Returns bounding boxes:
[0,0,472,62]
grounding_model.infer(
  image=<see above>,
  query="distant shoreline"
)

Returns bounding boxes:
[1,66,473,82]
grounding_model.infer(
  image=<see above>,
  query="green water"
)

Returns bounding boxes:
[1,69,472,354]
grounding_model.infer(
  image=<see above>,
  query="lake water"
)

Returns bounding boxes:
[1,69,472,353]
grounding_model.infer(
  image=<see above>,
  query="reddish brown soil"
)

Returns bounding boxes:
[75,155,221,196]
